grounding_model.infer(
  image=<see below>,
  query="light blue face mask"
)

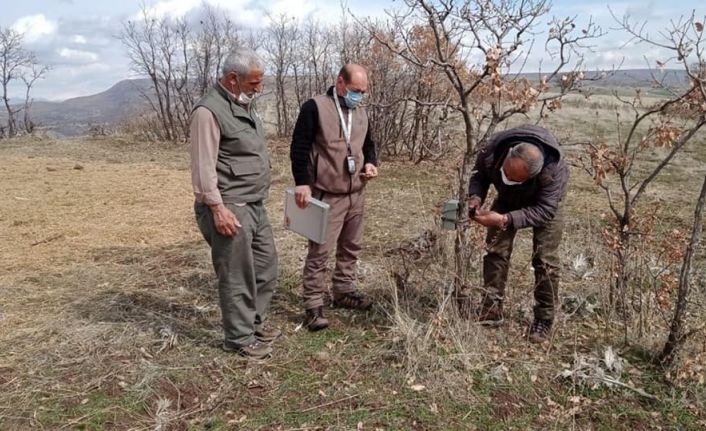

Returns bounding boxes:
[344,89,363,109]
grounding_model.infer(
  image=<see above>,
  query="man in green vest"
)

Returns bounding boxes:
[190,47,279,359]
[290,64,379,331]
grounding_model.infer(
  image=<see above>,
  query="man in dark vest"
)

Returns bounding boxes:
[190,47,279,358]
[467,125,569,343]
[290,64,378,331]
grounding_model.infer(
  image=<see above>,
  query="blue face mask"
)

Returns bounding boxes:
[344,89,363,109]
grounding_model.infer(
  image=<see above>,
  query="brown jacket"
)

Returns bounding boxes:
[308,93,369,194]
[468,125,569,229]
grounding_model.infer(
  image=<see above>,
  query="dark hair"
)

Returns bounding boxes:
[338,65,352,83]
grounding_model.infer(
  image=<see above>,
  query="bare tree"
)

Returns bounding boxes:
[581,12,706,363]
[192,4,239,96]
[0,27,33,138]
[21,63,50,134]
[120,6,199,142]
[659,173,706,367]
[264,14,299,137]
[300,19,337,98]
[583,13,706,336]
[120,11,175,141]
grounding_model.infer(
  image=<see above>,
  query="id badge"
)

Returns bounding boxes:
[346,156,356,175]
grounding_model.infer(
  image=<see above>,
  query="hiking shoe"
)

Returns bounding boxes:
[305,306,329,332]
[255,325,282,343]
[223,340,272,359]
[476,303,504,326]
[528,318,553,344]
[332,291,373,311]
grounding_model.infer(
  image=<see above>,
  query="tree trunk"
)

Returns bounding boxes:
[453,108,477,295]
[2,82,16,137]
[658,173,706,367]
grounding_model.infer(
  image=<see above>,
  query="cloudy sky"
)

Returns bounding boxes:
[0,0,701,101]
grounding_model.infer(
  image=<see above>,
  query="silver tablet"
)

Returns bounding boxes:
[284,188,330,244]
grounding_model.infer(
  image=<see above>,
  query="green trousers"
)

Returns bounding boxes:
[195,201,278,349]
[482,202,564,321]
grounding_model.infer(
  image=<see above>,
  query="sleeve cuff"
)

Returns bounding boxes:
[507,210,522,229]
[293,175,311,186]
[198,191,223,206]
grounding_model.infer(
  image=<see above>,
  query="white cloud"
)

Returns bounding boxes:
[270,0,317,20]
[58,48,99,63]
[136,0,252,20]
[137,0,200,19]
[131,0,262,27]
[71,35,87,44]
[12,14,58,43]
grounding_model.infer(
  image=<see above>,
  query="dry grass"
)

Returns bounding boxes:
[1,118,705,430]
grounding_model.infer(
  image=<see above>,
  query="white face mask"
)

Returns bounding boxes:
[232,76,258,105]
[237,91,254,105]
[500,166,524,186]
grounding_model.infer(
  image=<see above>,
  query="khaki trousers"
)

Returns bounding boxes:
[302,189,365,309]
[195,201,278,349]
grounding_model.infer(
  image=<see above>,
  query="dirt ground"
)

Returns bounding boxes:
[1,133,705,430]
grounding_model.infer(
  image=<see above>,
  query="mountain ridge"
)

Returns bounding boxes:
[0,69,689,138]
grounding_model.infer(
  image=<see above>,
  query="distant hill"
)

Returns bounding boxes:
[568,69,689,88]
[589,69,688,87]
[1,79,153,137]
[0,69,691,138]
[515,69,689,90]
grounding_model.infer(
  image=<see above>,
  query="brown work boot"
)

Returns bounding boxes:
[255,325,282,343]
[305,306,329,331]
[528,318,553,344]
[223,340,273,359]
[476,302,504,326]
[332,291,373,311]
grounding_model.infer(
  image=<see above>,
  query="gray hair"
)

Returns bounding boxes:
[507,142,544,177]
[221,47,264,78]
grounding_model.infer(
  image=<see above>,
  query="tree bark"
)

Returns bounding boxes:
[658,173,706,367]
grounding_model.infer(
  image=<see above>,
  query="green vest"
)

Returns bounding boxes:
[193,84,271,204]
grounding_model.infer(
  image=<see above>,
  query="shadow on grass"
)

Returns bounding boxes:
[68,240,386,348]
[67,240,225,346]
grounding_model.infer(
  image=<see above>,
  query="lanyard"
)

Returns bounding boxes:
[332,91,353,155]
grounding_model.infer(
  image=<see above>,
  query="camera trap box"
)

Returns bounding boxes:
[441,199,460,230]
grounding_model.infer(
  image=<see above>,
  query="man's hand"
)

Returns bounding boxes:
[295,185,312,209]
[360,163,378,181]
[468,196,482,218]
[472,210,508,229]
[210,204,242,236]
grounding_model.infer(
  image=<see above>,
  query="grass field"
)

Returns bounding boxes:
[1,121,705,430]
